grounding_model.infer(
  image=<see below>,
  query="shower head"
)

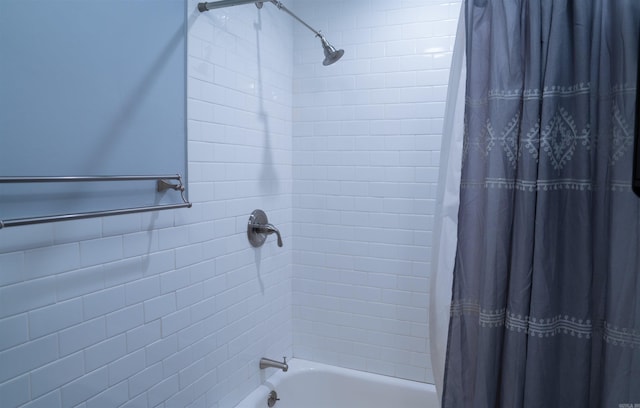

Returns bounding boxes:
[319,34,344,66]
[197,0,346,66]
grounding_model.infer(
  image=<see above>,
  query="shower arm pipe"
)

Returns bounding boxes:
[268,0,322,38]
[198,0,323,38]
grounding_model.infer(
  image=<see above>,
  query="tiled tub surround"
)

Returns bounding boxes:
[0,1,460,407]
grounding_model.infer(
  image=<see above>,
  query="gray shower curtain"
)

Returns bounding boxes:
[442,1,640,407]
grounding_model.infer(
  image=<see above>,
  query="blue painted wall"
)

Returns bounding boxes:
[0,0,187,220]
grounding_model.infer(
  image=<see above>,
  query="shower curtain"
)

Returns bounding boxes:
[441,1,640,407]
[429,3,465,403]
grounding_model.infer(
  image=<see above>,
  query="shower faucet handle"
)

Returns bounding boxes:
[247,209,284,248]
[254,223,283,247]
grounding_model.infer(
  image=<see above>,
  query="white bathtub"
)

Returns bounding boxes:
[234,359,438,408]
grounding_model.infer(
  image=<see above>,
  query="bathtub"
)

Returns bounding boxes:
[234,359,439,408]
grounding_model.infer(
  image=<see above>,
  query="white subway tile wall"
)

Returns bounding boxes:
[0,0,460,407]
[0,1,293,407]
[291,0,460,384]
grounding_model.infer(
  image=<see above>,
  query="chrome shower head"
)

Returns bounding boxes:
[197,0,345,66]
[319,34,344,66]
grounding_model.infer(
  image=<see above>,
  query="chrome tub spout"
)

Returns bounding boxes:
[260,357,288,372]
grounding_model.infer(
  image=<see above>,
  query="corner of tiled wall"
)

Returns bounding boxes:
[291,0,461,384]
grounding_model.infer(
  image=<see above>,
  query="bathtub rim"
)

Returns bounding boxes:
[234,358,437,408]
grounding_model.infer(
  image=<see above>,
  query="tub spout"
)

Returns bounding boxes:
[260,357,288,372]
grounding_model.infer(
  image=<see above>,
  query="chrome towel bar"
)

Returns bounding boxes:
[0,175,184,183]
[0,174,191,229]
